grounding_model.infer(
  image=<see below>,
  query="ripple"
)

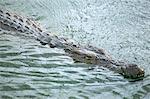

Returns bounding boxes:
[142,83,150,93]
[0,61,24,68]
[1,84,34,91]
[0,52,21,58]
[1,95,13,99]
[29,52,65,58]
[0,0,150,99]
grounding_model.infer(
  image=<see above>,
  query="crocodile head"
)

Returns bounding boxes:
[120,64,144,79]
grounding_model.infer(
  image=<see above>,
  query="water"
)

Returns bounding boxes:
[0,0,150,99]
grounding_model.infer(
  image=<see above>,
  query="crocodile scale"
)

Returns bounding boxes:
[0,8,145,79]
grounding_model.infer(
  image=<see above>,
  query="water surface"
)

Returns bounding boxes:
[0,0,150,99]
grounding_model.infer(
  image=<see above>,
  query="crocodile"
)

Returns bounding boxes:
[0,8,145,79]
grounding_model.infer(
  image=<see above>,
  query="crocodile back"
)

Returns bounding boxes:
[0,8,51,44]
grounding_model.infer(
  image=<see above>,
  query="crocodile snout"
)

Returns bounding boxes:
[121,64,145,79]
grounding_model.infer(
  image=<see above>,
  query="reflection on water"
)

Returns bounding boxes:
[0,0,150,99]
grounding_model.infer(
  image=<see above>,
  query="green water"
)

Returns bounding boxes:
[0,0,150,99]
